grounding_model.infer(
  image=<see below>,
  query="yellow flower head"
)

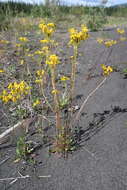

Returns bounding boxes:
[36,69,45,77]
[39,23,45,29]
[46,54,59,67]
[0,69,5,73]
[101,64,113,76]
[35,79,42,84]
[97,38,104,44]
[104,40,117,48]
[117,28,125,35]
[34,50,44,55]
[60,76,70,81]
[47,23,55,28]
[39,22,55,37]
[33,99,40,107]
[19,37,28,43]
[40,39,50,44]
[15,43,21,47]
[69,26,89,46]
[81,25,89,33]
[112,40,117,45]
[69,28,77,34]
[52,89,59,94]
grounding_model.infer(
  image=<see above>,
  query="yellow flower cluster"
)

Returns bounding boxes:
[52,89,59,94]
[33,99,40,107]
[60,76,70,81]
[36,69,45,77]
[46,54,59,67]
[19,37,28,43]
[40,39,50,44]
[0,69,5,73]
[34,50,44,55]
[69,25,89,46]
[39,22,55,37]
[97,28,126,47]
[0,81,30,103]
[97,38,104,44]
[81,25,89,33]
[15,43,21,47]
[97,38,117,47]
[35,79,42,84]
[35,69,45,84]
[104,40,117,47]
[40,39,58,47]
[101,64,113,76]
[117,28,125,35]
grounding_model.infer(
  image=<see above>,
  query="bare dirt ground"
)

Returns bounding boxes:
[0,26,127,190]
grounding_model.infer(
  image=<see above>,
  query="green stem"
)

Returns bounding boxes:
[51,67,61,134]
[70,45,78,101]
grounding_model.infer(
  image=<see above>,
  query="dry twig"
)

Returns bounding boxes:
[72,77,107,126]
[0,174,51,183]
[0,156,10,166]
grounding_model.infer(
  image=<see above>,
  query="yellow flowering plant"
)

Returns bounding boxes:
[0,19,119,158]
[68,25,89,47]
[116,28,127,43]
[15,36,32,78]
[69,25,89,100]
[39,22,55,38]
[46,54,59,67]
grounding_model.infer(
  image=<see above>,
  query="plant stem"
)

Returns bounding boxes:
[51,67,61,134]
[70,45,78,101]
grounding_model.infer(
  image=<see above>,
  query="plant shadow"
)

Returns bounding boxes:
[74,106,127,147]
